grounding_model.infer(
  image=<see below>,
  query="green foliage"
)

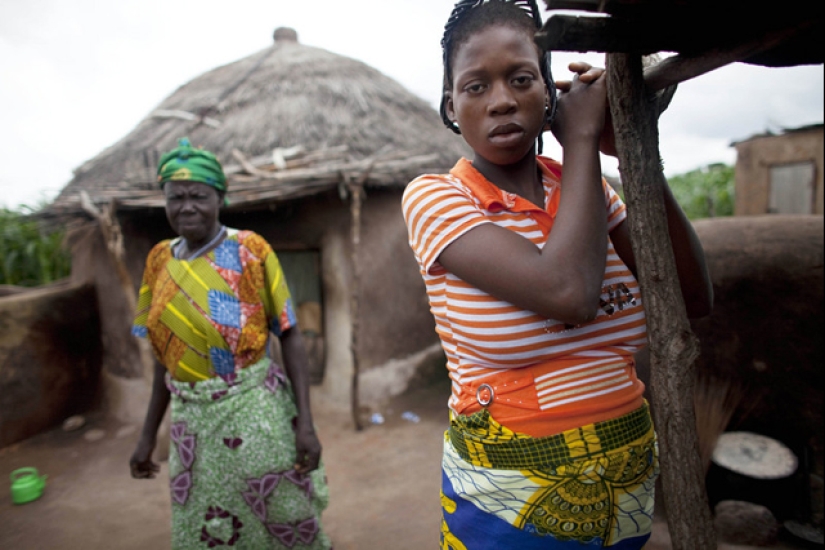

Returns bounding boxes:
[667,163,735,220]
[0,205,71,287]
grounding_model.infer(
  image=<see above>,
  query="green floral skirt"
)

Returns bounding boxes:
[166,358,331,549]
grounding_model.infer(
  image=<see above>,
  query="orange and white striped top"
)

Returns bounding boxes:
[402,157,648,437]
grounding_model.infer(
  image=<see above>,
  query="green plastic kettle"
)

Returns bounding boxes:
[10,467,47,504]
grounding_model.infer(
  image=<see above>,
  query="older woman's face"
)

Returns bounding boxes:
[163,181,222,244]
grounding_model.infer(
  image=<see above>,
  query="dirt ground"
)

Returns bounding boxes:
[0,377,816,550]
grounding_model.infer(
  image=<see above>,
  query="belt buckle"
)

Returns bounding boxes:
[476,383,494,407]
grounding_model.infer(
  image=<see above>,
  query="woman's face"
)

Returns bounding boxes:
[445,24,548,167]
[163,180,222,245]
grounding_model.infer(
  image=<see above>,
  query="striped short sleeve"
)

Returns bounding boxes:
[238,232,296,337]
[262,249,297,336]
[402,174,491,274]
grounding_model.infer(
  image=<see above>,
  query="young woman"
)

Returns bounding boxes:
[129,138,331,549]
[401,1,712,548]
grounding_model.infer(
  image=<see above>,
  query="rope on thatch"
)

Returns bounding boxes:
[271,146,305,170]
[210,46,277,117]
[223,145,345,176]
[232,148,277,178]
[152,46,277,132]
[151,109,222,128]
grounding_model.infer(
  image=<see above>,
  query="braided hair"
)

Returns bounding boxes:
[439,0,558,154]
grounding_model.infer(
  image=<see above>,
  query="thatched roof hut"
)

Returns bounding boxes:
[41,28,469,427]
[49,27,468,216]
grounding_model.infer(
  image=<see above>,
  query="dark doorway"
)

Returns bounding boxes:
[277,250,325,384]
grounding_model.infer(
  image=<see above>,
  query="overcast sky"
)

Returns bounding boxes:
[1,0,822,209]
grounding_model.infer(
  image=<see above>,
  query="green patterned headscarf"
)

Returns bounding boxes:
[157,137,227,194]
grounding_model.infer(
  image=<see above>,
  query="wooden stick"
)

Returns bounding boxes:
[79,191,135,311]
[348,181,364,432]
[151,109,222,128]
[642,23,815,92]
[537,15,817,92]
[607,53,717,548]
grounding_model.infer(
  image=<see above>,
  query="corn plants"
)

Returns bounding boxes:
[668,163,735,220]
[0,205,71,287]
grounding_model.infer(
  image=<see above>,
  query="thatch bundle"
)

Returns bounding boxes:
[47,28,469,218]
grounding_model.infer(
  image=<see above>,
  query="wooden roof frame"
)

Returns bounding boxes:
[538,0,823,91]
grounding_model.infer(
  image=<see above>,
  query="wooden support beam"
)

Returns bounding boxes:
[536,14,821,73]
[348,162,373,432]
[606,53,717,547]
[348,181,364,432]
[642,22,819,91]
[537,15,818,95]
[535,15,662,54]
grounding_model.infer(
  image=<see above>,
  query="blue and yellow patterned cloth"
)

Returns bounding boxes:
[440,403,659,549]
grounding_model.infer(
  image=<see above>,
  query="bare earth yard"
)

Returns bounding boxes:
[0,378,811,549]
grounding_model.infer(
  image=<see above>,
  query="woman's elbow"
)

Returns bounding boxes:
[536,286,602,326]
[563,304,602,326]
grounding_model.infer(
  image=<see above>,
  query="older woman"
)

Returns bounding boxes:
[129,138,331,549]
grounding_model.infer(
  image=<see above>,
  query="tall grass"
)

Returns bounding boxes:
[0,205,71,287]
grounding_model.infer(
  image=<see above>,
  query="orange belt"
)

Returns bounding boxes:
[451,359,646,438]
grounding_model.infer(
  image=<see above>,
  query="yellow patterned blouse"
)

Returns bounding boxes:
[132,228,295,382]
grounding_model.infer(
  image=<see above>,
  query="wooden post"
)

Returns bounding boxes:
[79,192,135,311]
[347,161,375,432]
[348,181,365,432]
[606,53,717,547]
[79,191,155,381]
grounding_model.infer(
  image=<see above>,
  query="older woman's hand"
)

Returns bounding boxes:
[130,437,160,479]
[294,426,322,474]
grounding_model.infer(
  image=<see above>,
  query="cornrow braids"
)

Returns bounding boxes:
[439,0,558,154]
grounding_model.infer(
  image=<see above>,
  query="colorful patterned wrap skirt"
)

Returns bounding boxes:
[441,403,659,549]
[165,357,331,549]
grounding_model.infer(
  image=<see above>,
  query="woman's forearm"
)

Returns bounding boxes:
[139,360,171,443]
[279,327,315,430]
[662,183,714,318]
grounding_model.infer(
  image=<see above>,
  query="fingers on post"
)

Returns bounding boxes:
[555,80,572,93]
[568,61,588,72]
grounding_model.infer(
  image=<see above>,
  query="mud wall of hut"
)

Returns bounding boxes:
[0,282,102,447]
[690,215,823,465]
[634,215,824,522]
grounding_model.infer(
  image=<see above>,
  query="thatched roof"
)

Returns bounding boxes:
[48,28,469,217]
